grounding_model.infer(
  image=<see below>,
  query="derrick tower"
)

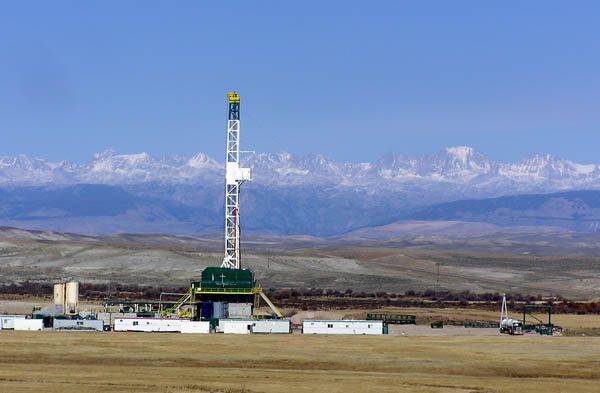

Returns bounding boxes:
[222,92,251,269]
[177,92,283,320]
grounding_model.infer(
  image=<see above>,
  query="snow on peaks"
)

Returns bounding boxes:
[93,149,117,160]
[445,146,475,163]
[186,153,219,169]
[1,148,600,192]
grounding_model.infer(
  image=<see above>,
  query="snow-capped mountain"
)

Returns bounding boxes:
[2,146,600,236]
[1,146,599,196]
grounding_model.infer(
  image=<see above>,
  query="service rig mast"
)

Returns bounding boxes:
[221,92,251,269]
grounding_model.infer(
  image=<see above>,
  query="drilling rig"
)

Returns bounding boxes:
[222,92,251,269]
[165,92,282,321]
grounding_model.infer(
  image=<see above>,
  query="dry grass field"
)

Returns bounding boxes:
[0,332,598,393]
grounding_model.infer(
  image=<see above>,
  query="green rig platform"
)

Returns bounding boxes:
[163,267,283,320]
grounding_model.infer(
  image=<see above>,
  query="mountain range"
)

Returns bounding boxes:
[1,146,600,236]
[2,146,600,192]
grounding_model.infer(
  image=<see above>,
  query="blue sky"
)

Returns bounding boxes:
[1,1,599,163]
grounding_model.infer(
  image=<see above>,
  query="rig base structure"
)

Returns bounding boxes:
[162,267,283,320]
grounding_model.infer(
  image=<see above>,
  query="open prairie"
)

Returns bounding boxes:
[1,229,600,299]
[0,332,598,393]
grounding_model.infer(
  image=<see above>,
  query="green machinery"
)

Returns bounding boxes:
[162,268,282,320]
[522,304,560,335]
[367,313,416,325]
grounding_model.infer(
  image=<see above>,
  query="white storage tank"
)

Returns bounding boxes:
[251,319,291,334]
[13,319,44,331]
[0,315,27,330]
[302,320,383,335]
[65,281,79,315]
[54,283,66,314]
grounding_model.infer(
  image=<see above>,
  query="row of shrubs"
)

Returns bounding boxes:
[1,281,598,314]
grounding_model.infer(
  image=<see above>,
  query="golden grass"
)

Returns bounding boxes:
[0,332,599,393]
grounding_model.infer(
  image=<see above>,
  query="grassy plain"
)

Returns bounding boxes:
[0,332,599,393]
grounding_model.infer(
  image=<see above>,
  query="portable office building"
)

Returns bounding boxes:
[0,315,27,330]
[53,319,104,331]
[302,320,383,335]
[13,319,44,331]
[220,319,253,334]
[179,320,210,334]
[251,319,291,334]
[114,318,181,333]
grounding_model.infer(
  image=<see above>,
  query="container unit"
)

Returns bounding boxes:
[96,312,112,330]
[226,303,252,319]
[114,318,181,333]
[32,312,54,328]
[95,312,137,330]
[13,319,44,331]
[219,319,253,334]
[179,320,210,334]
[302,320,383,335]
[53,319,104,331]
[0,315,27,330]
[251,319,291,334]
[213,302,226,319]
[110,312,137,327]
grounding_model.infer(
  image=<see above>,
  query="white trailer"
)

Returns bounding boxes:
[179,320,210,334]
[114,318,181,333]
[0,315,27,330]
[53,319,104,331]
[302,320,383,335]
[13,319,44,331]
[220,320,253,334]
[251,319,291,334]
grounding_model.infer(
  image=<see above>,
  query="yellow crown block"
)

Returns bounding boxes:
[227,92,240,103]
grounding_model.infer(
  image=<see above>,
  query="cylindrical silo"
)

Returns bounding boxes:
[53,283,65,315]
[65,281,79,315]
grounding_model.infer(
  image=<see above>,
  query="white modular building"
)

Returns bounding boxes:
[251,319,291,334]
[114,318,182,333]
[13,319,44,331]
[53,319,104,331]
[214,319,290,334]
[179,320,210,334]
[302,320,383,335]
[219,320,253,334]
[0,315,27,330]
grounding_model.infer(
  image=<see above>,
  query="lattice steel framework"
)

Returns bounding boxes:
[221,92,251,269]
